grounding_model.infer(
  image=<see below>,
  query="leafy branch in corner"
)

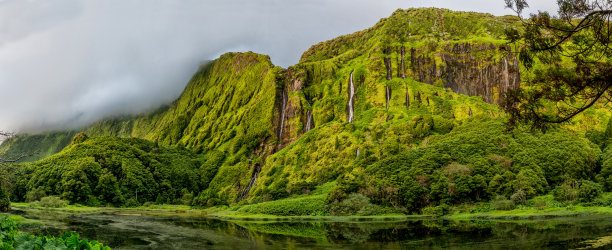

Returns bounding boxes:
[502,0,612,131]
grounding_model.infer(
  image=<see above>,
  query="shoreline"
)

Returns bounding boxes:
[8,203,612,222]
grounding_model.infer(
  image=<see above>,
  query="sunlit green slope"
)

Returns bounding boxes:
[2,8,610,212]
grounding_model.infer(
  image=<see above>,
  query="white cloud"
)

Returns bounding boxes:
[0,0,558,132]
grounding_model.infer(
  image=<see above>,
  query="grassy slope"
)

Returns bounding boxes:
[0,131,76,162]
[1,8,610,212]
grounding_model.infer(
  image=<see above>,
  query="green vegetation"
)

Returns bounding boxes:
[0,185,9,212]
[2,135,205,207]
[0,131,76,163]
[0,215,110,249]
[0,8,609,219]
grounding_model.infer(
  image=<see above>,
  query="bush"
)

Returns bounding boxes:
[0,215,110,249]
[490,195,515,210]
[0,186,9,212]
[329,193,379,216]
[39,196,68,208]
[589,193,612,206]
[124,198,140,207]
[553,181,579,202]
[25,187,46,202]
[578,181,603,203]
[510,189,526,205]
[422,204,450,216]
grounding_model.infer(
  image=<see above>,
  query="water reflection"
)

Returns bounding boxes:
[6,208,612,249]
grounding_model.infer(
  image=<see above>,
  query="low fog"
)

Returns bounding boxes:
[0,0,557,133]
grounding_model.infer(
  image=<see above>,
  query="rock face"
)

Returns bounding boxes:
[275,70,309,151]
[409,43,520,104]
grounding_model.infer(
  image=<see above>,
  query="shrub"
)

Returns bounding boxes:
[510,189,526,205]
[25,187,46,202]
[0,216,110,249]
[589,193,612,206]
[490,195,515,210]
[124,198,140,207]
[578,180,603,203]
[181,191,194,205]
[329,193,379,216]
[39,196,68,208]
[422,204,450,216]
[0,186,9,212]
[553,181,579,202]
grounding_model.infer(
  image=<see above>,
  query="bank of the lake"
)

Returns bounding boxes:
[5,205,612,250]
[10,202,612,222]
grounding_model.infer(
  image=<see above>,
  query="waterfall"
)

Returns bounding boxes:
[356,147,360,158]
[304,110,313,132]
[347,72,355,123]
[277,86,288,147]
[240,170,259,199]
[504,57,510,93]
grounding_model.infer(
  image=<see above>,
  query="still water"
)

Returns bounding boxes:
[6,208,612,249]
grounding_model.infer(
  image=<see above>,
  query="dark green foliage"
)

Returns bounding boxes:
[553,180,579,202]
[38,196,68,208]
[553,179,602,203]
[7,136,203,207]
[421,204,450,216]
[490,195,516,210]
[363,119,600,212]
[578,181,603,203]
[0,185,9,212]
[503,0,612,131]
[598,146,612,191]
[0,216,110,249]
[329,193,379,216]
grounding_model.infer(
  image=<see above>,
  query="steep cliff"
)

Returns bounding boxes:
[3,8,610,207]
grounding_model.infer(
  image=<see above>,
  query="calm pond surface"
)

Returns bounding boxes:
[5,208,612,249]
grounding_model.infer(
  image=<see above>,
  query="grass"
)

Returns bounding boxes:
[10,202,207,217]
[445,206,612,220]
[10,191,612,222]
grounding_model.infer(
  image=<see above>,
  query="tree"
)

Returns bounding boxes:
[0,184,9,212]
[502,0,612,131]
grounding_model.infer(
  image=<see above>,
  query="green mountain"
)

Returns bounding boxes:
[2,8,610,211]
[0,131,76,162]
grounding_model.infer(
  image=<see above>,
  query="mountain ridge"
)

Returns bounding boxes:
[1,8,610,210]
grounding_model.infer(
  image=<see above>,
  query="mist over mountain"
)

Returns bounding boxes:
[0,0,556,133]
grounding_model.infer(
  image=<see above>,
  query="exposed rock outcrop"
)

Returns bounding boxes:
[409,43,520,104]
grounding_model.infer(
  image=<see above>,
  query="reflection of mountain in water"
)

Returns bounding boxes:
[9,208,612,249]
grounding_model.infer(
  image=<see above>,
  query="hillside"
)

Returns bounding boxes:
[2,134,203,206]
[1,8,611,212]
[0,131,76,163]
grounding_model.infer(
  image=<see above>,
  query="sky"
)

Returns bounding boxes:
[0,0,558,133]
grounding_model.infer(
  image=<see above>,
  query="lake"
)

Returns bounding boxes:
[6,208,612,249]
